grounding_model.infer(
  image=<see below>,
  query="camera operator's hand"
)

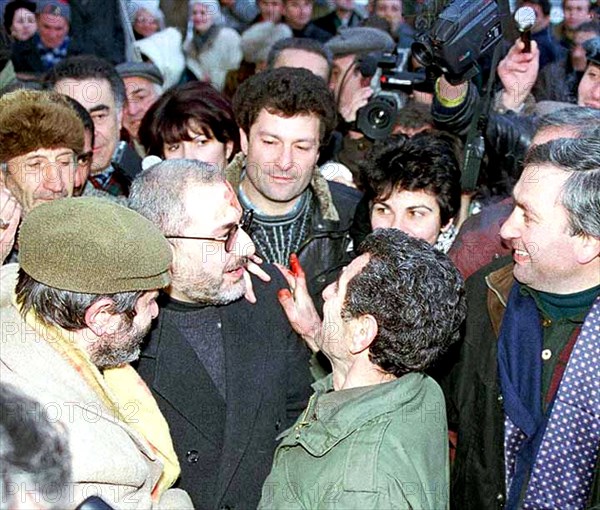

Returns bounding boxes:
[435,76,469,107]
[339,86,373,124]
[498,38,539,113]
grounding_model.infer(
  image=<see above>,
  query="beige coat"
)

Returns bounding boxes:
[0,264,193,510]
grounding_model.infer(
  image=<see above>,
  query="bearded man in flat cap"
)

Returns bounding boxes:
[0,197,192,509]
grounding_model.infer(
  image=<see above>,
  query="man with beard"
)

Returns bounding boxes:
[0,197,192,509]
[128,159,312,510]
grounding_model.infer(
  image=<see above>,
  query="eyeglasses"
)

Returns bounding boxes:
[166,209,254,253]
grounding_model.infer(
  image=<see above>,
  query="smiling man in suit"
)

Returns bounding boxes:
[129,158,312,510]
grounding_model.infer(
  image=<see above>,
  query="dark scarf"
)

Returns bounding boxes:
[498,283,600,509]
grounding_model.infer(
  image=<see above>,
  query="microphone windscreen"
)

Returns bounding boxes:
[514,6,536,32]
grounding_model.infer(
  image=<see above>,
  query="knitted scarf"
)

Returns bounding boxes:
[18,295,180,501]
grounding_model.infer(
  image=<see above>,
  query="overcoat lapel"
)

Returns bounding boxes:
[216,302,268,502]
[152,317,226,446]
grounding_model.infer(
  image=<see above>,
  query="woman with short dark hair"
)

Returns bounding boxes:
[139,81,240,171]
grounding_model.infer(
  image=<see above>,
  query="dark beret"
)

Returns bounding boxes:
[325,27,395,57]
[116,61,164,87]
[19,197,172,294]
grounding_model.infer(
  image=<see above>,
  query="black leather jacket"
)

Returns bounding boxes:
[225,153,362,311]
[432,83,538,198]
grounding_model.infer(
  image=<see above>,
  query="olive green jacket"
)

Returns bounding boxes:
[258,372,449,509]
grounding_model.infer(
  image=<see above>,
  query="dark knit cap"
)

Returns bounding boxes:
[116,61,164,86]
[3,0,36,33]
[325,27,395,57]
[19,198,172,294]
[37,0,71,21]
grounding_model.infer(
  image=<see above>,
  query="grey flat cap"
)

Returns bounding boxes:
[584,36,600,66]
[325,27,395,57]
[116,61,164,86]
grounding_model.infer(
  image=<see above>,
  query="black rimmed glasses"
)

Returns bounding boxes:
[166,209,254,253]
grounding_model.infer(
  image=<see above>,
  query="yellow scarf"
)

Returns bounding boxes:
[19,298,180,500]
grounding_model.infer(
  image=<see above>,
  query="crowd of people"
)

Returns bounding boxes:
[0,0,599,508]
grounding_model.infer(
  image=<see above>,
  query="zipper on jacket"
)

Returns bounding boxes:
[294,393,317,439]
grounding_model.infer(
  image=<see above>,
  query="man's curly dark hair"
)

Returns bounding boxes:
[359,131,462,227]
[343,229,466,377]
[232,67,338,146]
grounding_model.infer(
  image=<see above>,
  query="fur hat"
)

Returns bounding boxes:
[241,22,293,64]
[0,90,84,163]
[131,0,165,30]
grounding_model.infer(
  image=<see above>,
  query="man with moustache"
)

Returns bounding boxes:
[47,54,135,197]
[128,159,312,510]
[259,229,466,509]
[116,61,164,156]
[0,197,192,509]
[0,89,83,264]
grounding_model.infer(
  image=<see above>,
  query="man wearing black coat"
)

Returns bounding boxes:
[313,0,363,36]
[129,159,312,510]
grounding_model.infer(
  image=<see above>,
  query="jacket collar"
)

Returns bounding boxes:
[282,372,428,456]
[225,152,340,222]
[485,263,515,336]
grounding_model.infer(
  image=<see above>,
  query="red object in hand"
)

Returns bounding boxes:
[290,253,303,277]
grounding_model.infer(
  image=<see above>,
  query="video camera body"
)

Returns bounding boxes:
[412,0,503,85]
[356,48,428,140]
[354,0,504,140]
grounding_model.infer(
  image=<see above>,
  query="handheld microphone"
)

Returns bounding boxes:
[514,6,536,53]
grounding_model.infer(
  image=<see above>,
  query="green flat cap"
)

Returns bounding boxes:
[19,198,171,294]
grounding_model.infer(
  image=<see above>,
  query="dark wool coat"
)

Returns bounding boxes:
[135,266,313,510]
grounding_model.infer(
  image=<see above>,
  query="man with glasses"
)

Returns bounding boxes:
[0,88,83,264]
[128,159,312,510]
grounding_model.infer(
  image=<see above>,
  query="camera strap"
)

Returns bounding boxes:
[461,42,504,192]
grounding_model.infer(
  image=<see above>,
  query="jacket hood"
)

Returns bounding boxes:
[135,28,185,90]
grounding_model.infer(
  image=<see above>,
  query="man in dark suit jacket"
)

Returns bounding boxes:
[68,0,125,64]
[129,158,313,510]
[313,0,363,36]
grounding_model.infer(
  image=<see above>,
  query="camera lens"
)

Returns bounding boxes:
[368,107,391,128]
[356,95,398,140]
[411,40,433,67]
